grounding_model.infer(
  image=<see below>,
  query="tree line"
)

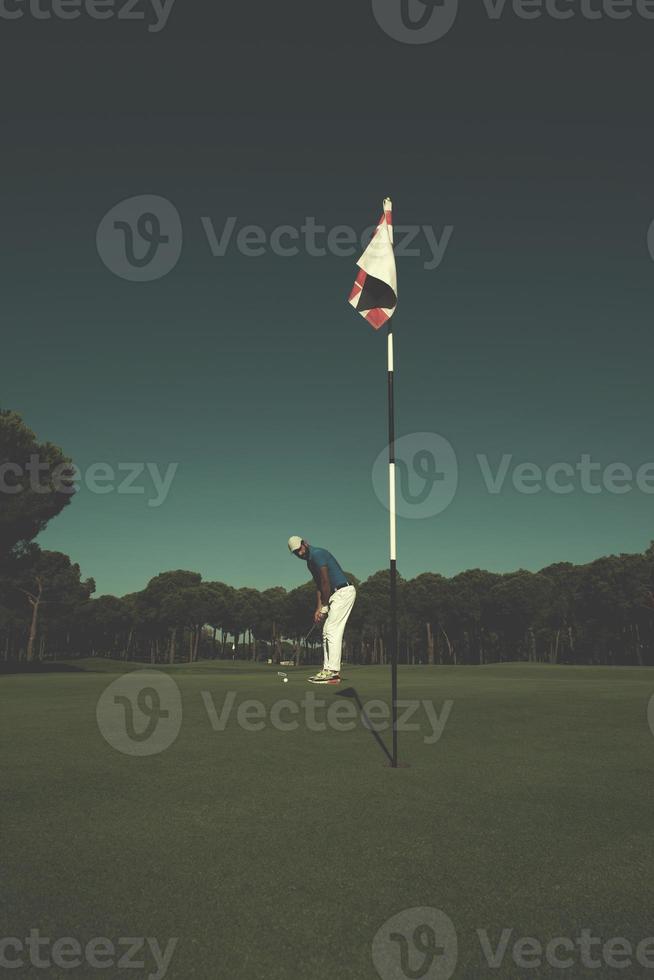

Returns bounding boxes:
[2,408,654,667]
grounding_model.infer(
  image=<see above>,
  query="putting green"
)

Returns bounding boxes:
[2,662,653,979]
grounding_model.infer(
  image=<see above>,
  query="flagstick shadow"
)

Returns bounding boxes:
[336,687,393,765]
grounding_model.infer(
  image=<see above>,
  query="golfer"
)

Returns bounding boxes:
[288,536,356,685]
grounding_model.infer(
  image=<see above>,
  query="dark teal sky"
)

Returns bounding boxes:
[1,5,653,597]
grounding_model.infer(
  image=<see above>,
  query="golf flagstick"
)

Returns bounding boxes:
[348,197,401,768]
[388,323,399,768]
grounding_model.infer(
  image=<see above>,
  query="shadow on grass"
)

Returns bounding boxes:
[336,686,393,765]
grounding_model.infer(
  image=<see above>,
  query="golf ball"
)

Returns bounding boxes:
[283,677,288,683]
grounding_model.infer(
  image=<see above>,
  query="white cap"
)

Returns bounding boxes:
[288,536,303,553]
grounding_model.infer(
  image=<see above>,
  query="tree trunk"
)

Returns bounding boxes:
[552,629,560,665]
[25,581,43,663]
[169,626,177,665]
[426,622,435,665]
[634,623,643,666]
[272,621,280,663]
[528,627,536,663]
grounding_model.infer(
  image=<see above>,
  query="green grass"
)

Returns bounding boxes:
[2,661,654,979]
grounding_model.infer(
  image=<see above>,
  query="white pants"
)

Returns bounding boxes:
[323,585,356,672]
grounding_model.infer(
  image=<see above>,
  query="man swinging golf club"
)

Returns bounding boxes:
[288,536,356,684]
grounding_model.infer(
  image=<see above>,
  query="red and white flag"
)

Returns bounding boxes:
[348,198,398,330]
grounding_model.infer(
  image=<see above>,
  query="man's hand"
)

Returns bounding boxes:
[314,608,327,624]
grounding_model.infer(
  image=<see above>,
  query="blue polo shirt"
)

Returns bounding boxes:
[306,545,349,592]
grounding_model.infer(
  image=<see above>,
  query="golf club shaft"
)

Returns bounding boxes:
[304,618,323,642]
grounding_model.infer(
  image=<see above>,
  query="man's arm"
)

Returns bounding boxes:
[318,566,331,606]
[313,566,331,622]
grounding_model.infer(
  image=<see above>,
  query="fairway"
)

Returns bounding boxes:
[3,662,654,980]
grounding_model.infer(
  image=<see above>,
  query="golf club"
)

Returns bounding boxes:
[304,618,324,643]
